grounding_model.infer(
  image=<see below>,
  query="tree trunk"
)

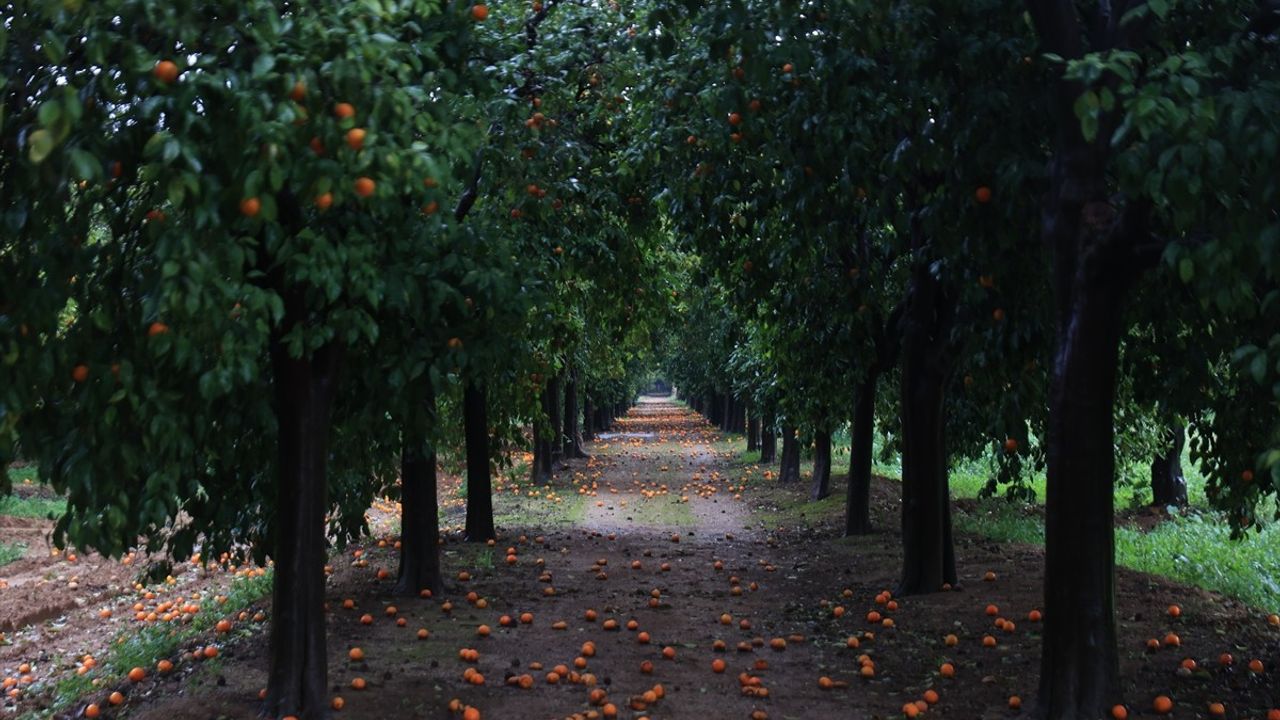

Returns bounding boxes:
[721,394,732,432]
[760,412,777,464]
[897,260,957,596]
[778,426,800,483]
[531,384,554,485]
[264,340,339,720]
[846,374,878,535]
[464,381,495,542]
[1038,259,1129,717]
[582,394,595,441]
[811,429,832,501]
[563,368,588,458]
[397,382,442,596]
[747,411,760,452]
[733,398,747,433]
[1150,423,1188,507]
[548,374,564,465]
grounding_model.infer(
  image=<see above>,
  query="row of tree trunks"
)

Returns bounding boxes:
[562,368,588,459]
[746,412,760,452]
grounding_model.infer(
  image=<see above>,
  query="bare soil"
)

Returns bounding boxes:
[4,399,1278,719]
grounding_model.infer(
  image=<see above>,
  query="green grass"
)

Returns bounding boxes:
[5,465,40,485]
[624,496,698,526]
[0,541,26,567]
[0,494,67,519]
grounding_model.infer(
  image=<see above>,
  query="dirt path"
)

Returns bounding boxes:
[12,399,1280,720]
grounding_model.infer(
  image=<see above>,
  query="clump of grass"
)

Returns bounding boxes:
[0,541,27,567]
[0,495,67,519]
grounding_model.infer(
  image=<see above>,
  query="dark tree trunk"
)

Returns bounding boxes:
[397,382,443,596]
[563,368,588,458]
[1150,423,1188,507]
[582,394,595,441]
[846,374,878,535]
[760,412,777,464]
[548,374,564,465]
[721,394,732,432]
[811,429,832,501]
[897,259,957,596]
[463,381,494,542]
[747,411,760,452]
[264,340,340,720]
[531,384,554,485]
[778,426,800,483]
[733,398,747,433]
[1038,248,1131,717]
[708,392,722,427]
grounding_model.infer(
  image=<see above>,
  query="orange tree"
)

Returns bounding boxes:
[1025,0,1280,713]
[1,1,486,716]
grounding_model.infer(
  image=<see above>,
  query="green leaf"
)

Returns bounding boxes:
[1178,257,1194,283]
[27,129,54,163]
[252,54,276,78]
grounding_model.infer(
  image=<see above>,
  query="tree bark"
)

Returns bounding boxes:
[1150,423,1188,507]
[1038,255,1131,717]
[563,368,588,458]
[463,381,495,542]
[811,429,832,501]
[778,425,800,483]
[397,382,443,596]
[582,394,595,441]
[747,411,760,452]
[264,340,339,720]
[531,384,554,485]
[548,373,564,465]
[733,398,747,433]
[846,374,878,535]
[897,259,957,596]
[760,412,777,464]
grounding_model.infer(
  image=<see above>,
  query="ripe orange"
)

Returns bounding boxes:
[348,647,364,661]
[153,60,179,84]
[1009,696,1022,710]
[1153,696,1173,714]
[157,659,173,674]
[351,677,366,690]
[148,321,170,337]
[216,619,232,633]
[1248,658,1264,673]
[711,659,726,673]
[346,128,366,150]
[72,364,89,383]
[1208,703,1225,717]
[1028,609,1042,622]
[1111,706,1128,720]
[289,81,306,102]
[331,696,344,710]
[239,197,261,217]
[472,4,489,20]
[728,112,742,126]
[353,177,375,197]
[334,103,356,119]
[975,186,992,203]
[1242,469,1254,482]
[940,662,955,678]
[1167,604,1181,618]
[109,691,125,705]
[316,193,333,210]
[128,667,145,682]
[86,704,101,718]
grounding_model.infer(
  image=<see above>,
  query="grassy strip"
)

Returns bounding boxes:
[0,541,26,567]
[27,569,274,719]
[0,495,67,519]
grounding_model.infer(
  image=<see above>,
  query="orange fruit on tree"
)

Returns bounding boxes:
[353,177,375,197]
[316,192,333,210]
[153,60,179,84]
[148,321,169,336]
[471,4,489,20]
[974,185,992,203]
[346,128,366,150]
[334,102,355,119]
[239,197,261,217]
[72,364,89,383]
[289,80,306,102]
